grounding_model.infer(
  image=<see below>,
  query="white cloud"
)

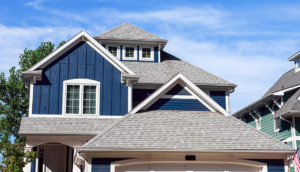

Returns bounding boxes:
[0,24,80,73]
[25,0,46,10]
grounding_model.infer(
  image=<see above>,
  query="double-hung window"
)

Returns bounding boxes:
[63,79,100,115]
[108,46,118,57]
[126,47,134,57]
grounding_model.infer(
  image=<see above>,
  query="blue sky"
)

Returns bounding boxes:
[1,0,300,112]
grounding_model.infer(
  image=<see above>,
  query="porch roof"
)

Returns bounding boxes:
[79,110,294,153]
[19,117,119,135]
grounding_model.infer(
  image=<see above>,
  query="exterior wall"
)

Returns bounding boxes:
[245,107,291,141]
[147,98,209,111]
[32,42,128,116]
[132,88,226,110]
[294,118,300,136]
[92,158,285,172]
[210,91,226,109]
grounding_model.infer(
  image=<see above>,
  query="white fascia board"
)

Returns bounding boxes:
[130,73,230,116]
[26,31,135,75]
[288,51,300,61]
[272,84,300,96]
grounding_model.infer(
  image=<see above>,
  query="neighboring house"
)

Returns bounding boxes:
[19,23,294,172]
[233,53,300,171]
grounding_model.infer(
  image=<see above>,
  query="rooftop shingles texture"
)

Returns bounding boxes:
[263,68,300,97]
[81,110,294,152]
[275,88,300,118]
[19,117,119,135]
[94,23,167,43]
[122,51,235,87]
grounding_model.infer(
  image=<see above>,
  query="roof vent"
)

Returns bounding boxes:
[185,155,196,161]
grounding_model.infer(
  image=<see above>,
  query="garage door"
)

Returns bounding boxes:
[117,164,260,172]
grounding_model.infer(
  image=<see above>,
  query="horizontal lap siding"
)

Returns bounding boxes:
[210,91,226,109]
[148,98,209,111]
[245,107,291,141]
[32,42,128,116]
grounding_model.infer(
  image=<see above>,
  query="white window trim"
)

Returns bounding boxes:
[62,79,100,116]
[122,46,137,60]
[274,118,281,132]
[139,46,154,61]
[106,45,120,59]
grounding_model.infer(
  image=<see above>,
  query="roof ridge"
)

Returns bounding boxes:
[95,22,128,38]
[228,114,294,150]
[81,113,133,147]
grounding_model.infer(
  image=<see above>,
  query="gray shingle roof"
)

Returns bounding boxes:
[19,117,119,135]
[80,110,294,153]
[274,88,300,118]
[122,51,236,87]
[263,68,300,97]
[94,23,167,43]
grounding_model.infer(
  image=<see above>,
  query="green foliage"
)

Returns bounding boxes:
[0,40,63,171]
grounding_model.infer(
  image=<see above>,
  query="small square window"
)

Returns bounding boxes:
[125,47,134,57]
[142,48,151,58]
[108,46,118,57]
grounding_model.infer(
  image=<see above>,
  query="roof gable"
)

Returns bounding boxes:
[131,73,230,116]
[95,23,167,43]
[23,30,135,77]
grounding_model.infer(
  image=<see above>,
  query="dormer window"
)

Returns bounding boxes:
[123,46,137,60]
[108,46,117,57]
[63,79,100,115]
[106,45,120,59]
[140,46,154,61]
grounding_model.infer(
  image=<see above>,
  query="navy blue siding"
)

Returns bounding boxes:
[133,89,155,108]
[210,91,226,109]
[92,158,128,172]
[250,159,285,172]
[148,98,209,111]
[166,84,190,95]
[154,47,158,62]
[32,42,128,116]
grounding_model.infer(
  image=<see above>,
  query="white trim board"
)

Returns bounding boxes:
[26,31,135,75]
[130,73,230,116]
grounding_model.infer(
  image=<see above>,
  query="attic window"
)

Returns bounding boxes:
[123,46,137,60]
[140,47,154,61]
[108,46,117,57]
[126,47,134,57]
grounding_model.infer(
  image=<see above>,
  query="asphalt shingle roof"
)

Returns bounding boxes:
[80,110,294,153]
[122,51,236,87]
[274,88,300,118]
[94,23,167,43]
[263,68,300,97]
[19,117,119,135]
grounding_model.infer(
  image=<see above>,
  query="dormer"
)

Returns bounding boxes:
[288,51,300,72]
[94,23,167,63]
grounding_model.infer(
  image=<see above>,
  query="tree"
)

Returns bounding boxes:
[0,41,64,171]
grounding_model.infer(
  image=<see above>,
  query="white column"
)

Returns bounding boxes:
[23,145,33,172]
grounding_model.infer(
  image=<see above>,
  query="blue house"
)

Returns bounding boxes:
[20,23,294,172]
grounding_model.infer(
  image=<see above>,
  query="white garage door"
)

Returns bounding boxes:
[117,164,260,172]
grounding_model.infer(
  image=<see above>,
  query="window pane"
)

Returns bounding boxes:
[125,47,134,57]
[83,86,96,114]
[142,48,151,58]
[66,85,80,114]
[108,46,117,57]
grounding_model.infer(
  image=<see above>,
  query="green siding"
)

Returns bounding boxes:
[295,118,300,136]
[245,107,291,141]
[286,141,293,147]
